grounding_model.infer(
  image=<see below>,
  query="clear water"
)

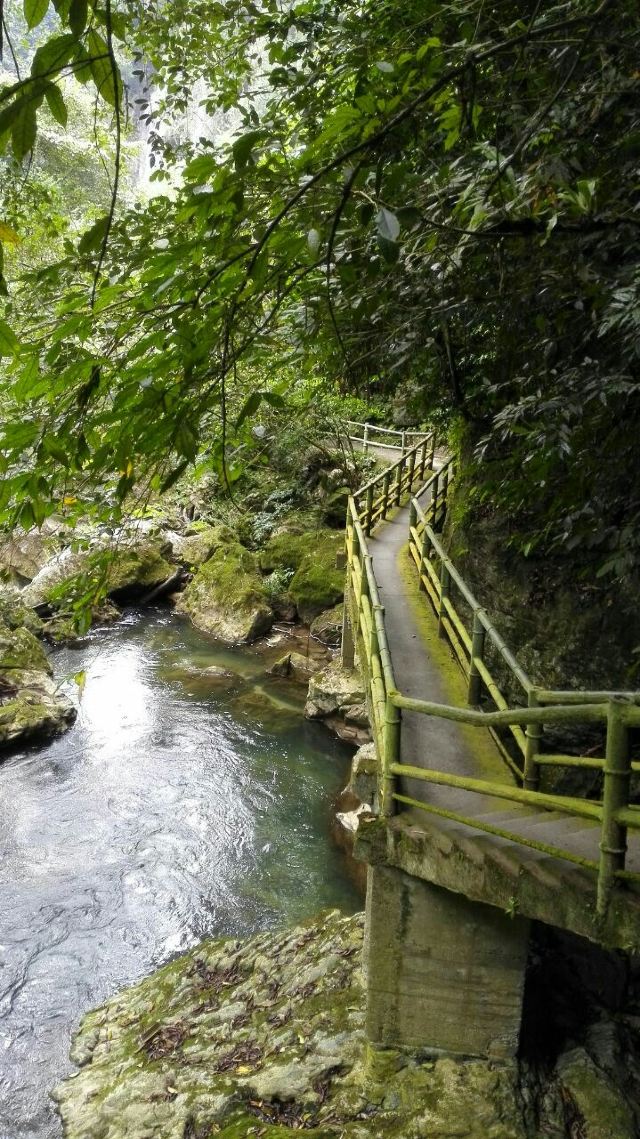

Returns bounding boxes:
[0,610,361,1139]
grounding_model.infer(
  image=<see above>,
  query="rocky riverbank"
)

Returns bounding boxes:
[52,906,640,1139]
[53,910,527,1139]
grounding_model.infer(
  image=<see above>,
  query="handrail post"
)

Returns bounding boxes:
[381,693,400,816]
[430,470,440,528]
[382,470,391,520]
[419,436,428,480]
[363,422,369,454]
[401,429,406,455]
[395,458,403,506]
[365,486,374,536]
[523,689,542,791]
[429,433,436,472]
[409,498,417,534]
[418,526,431,592]
[437,562,450,638]
[467,609,486,706]
[408,446,416,494]
[597,698,631,917]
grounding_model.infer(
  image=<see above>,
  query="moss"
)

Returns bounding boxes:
[178,541,273,643]
[0,622,51,674]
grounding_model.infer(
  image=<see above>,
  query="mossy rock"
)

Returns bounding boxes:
[0,621,76,748]
[177,541,273,643]
[175,523,235,568]
[0,622,51,674]
[310,604,344,647]
[23,539,175,610]
[0,585,44,637]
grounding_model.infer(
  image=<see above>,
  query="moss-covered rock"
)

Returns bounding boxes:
[0,622,76,748]
[22,539,175,610]
[177,542,273,644]
[0,584,44,637]
[311,604,344,647]
[172,523,235,568]
[53,910,530,1139]
[268,650,323,683]
[259,529,345,624]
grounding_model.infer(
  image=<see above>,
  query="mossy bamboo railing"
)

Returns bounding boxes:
[344,436,640,917]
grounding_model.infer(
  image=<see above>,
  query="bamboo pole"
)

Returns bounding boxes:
[597,698,632,916]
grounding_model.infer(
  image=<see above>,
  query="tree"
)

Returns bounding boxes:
[0,0,639,577]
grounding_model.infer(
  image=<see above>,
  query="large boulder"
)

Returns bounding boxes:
[0,522,62,584]
[305,659,371,745]
[0,622,76,748]
[22,539,175,610]
[259,528,345,624]
[310,603,344,646]
[168,523,235,569]
[176,542,273,644]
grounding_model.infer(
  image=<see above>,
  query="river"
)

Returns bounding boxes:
[0,610,361,1139]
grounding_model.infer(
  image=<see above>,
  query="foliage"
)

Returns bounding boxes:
[0,0,639,580]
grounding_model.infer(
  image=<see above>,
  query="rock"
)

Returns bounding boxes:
[348,742,379,808]
[305,661,371,744]
[170,524,235,568]
[23,538,175,610]
[0,622,76,748]
[268,651,323,683]
[305,660,365,718]
[259,528,345,622]
[0,584,44,636]
[336,802,369,836]
[0,522,62,583]
[177,542,273,644]
[54,908,539,1139]
[311,602,344,646]
[555,1045,636,1138]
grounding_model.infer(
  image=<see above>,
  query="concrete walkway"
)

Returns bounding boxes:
[366,491,640,905]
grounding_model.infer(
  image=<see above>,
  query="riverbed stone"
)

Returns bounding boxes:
[311,603,344,646]
[170,523,235,568]
[177,542,273,643]
[268,650,323,682]
[23,538,174,609]
[305,660,371,743]
[0,522,62,583]
[0,622,76,748]
[258,528,345,623]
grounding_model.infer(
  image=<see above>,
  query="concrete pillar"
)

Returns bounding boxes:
[364,865,529,1059]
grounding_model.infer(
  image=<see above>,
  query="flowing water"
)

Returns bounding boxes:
[0,610,361,1139]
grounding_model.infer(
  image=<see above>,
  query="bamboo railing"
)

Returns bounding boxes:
[344,435,640,917]
[345,419,433,455]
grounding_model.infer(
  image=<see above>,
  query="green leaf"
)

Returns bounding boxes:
[374,61,394,74]
[236,390,263,428]
[183,154,217,182]
[24,0,49,29]
[377,234,400,263]
[160,459,189,493]
[68,0,88,35]
[377,208,400,242]
[44,83,68,126]
[13,96,42,159]
[0,320,19,357]
[78,215,110,254]
[307,228,321,255]
[232,130,264,170]
[32,34,77,77]
[87,30,122,107]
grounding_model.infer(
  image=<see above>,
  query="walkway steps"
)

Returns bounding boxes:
[354,491,640,951]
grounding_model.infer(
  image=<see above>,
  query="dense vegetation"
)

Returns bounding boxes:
[0,0,638,580]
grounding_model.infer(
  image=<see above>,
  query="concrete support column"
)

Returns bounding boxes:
[364,865,529,1059]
